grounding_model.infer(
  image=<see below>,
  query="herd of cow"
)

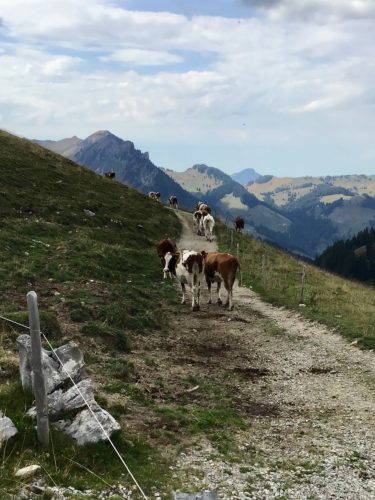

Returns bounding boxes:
[150,196,245,311]
[157,237,240,311]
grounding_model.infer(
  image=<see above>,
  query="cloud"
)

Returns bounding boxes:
[101,49,183,66]
[239,0,375,22]
[0,0,375,176]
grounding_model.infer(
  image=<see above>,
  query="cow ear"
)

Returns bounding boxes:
[201,251,207,259]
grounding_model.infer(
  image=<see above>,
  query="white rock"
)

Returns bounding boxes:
[15,465,41,479]
[55,405,121,445]
[0,412,18,444]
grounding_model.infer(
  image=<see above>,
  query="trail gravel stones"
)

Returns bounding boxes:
[170,210,375,500]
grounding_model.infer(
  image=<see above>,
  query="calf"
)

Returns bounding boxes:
[203,213,215,242]
[104,171,116,179]
[164,250,204,311]
[156,238,177,278]
[202,251,240,310]
[234,216,245,233]
[193,210,203,235]
[169,196,178,209]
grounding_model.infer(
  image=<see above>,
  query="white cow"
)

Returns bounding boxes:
[163,250,205,311]
[203,213,215,241]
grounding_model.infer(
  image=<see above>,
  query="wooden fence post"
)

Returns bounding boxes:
[261,254,266,285]
[299,265,306,304]
[27,291,49,447]
[236,242,243,287]
[230,229,234,247]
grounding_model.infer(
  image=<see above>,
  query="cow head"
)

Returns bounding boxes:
[163,251,179,277]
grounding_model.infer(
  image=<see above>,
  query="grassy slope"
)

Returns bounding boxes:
[0,130,181,495]
[216,222,375,350]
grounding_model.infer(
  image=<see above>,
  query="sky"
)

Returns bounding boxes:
[1,0,375,177]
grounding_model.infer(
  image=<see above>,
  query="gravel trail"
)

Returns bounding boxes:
[172,209,375,500]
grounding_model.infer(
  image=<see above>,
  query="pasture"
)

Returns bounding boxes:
[215,222,375,350]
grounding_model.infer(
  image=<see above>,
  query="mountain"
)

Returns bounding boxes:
[316,227,375,283]
[245,175,375,255]
[34,131,198,210]
[33,135,82,156]
[231,168,261,185]
[166,163,296,247]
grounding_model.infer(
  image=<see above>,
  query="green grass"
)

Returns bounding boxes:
[216,222,375,350]
[0,130,182,496]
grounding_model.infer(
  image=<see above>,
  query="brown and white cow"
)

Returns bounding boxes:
[202,213,215,242]
[202,251,240,310]
[234,216,245,233]
[169,196,178,209]
[149,191,161,202]
[156,238,177,278]
[163,250,205,311]
[104,171,116,179]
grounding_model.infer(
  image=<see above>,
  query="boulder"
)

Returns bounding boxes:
[17,335,85,394]
[53,405,121,445]
[0,412,18,445]
[27,379,95,419]
[14,465,41,479]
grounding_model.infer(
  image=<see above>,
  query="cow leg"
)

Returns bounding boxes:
[192,275,200,311]
[224,276,234,310]
[181,282,186,304]
[206,277,212,304]
[217,281,223,305]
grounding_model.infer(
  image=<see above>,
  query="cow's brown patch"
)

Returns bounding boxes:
[184,253,204,274]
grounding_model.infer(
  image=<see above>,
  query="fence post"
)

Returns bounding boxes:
[236,242,243,287]
[27,291,49,447]
[230,229,234,247]
[261,254,266,285]
[299,265,306,304]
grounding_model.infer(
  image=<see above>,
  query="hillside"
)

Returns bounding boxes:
[316,227,375,283]
[247,174,375,207]
[34,131,198,210]
[0,129,182,495]
[1,131,375,498]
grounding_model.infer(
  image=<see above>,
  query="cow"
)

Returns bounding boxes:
[193,210,203,235]
[203,213,215,242]
[149,191,161,202]
[169,196,178,209]
[198,203,212,214]
[234,216,245,233]
[202,251,240,310]
[104,171,115,179]
[163,250,205,311]
[156,238,177,278]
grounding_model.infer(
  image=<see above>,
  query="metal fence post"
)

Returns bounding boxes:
[27,291,49,447]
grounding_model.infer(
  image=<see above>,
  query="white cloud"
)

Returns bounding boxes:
[240,0,375,22]
[0,0,375,174]
[101,48,183,66]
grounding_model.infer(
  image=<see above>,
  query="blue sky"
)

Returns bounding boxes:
[1,0,375,176]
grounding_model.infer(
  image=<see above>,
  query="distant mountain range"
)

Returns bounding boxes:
[231,168,261,185]
[34,131,198,210]
[34,131,375,258]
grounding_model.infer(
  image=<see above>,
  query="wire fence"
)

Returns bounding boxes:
[0,313,148,499]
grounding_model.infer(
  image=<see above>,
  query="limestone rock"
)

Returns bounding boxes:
[15,465,41,479]
[0,412,18,444]
[27,379,95,419]
[54,405,121,445]
[17,335,85,394]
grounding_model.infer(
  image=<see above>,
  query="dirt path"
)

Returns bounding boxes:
[169,210,375,499]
